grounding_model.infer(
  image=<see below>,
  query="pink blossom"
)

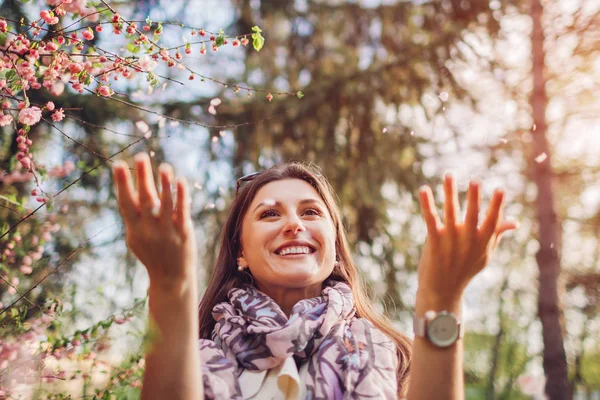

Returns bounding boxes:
[46,101,55,111]
[137,56,157,72]
[83,7,99,22]
[72,82,84,93]
[0,170,33,185]
[97,85,112,97]
[20,265,33,275]
[27,49,40,61]
[68,62,83,74]
[82,29,94,41]
[50,82,65,96]
[0,20,7,33]
[51,108,65,122]
[18,106,42,126]
[45,41,58,52]
[20,156,32,170]
[0,113,13,126]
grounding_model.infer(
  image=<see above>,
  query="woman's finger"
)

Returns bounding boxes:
[480,189,504,242]
[159,163,174,223]
[465,180,480,235]
[419,185,442,240]
[496,220,519,236]
[175,177,191,233]
[443,174,459,231]
[112,161,139,221]
[134,153,160,211]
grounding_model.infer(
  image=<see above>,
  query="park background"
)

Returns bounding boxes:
[0,0,599,399]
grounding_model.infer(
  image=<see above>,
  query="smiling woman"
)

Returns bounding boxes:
[112,153,518,400]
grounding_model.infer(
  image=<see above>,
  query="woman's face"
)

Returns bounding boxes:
[238,179,337,289]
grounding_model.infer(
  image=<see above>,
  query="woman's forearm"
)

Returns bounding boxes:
[141,280,203,400]
[406,294,464,400]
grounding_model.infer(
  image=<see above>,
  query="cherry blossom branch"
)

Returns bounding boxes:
[0,134,146,241]
[0,222,119,317]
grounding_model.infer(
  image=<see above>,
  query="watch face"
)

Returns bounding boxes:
[427,313,459,347]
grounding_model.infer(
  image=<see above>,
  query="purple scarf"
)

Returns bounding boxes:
[199,280,399,399]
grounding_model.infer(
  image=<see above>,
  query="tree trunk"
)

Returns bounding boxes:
[486,273,510,400]
[530,0,569,398]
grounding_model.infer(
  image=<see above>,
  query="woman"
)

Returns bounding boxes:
[112,153,518,399]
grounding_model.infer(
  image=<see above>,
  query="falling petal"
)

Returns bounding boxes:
[208,105,217,115]
[439,92,449,102]
[535,153,547,163]
[382,127,388,133]
[194,182,203,190]
[210,98,222,107]
[211,136,218,143]
[135,120,149,133]
[532,124,537,131]
[149,151,155,157]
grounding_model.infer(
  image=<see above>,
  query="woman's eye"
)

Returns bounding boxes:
[303,208,321,216]
[259,209,279,219]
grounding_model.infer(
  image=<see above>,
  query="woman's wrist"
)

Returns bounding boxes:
[415,289,463,317]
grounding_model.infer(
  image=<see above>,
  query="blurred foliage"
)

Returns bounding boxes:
[1,0,599,398]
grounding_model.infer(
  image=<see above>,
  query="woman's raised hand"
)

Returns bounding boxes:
[416,174,518,308]
[112,153,198,296]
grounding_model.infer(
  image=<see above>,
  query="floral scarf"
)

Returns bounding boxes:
[199,280,399,399]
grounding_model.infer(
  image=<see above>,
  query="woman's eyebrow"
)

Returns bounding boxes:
[252,198,323,213]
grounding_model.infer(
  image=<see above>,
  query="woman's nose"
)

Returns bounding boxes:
[283,215,306,235]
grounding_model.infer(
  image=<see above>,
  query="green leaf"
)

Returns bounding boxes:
[296,91,304,99]
[215,29,225,47]
[145,16,152,26]
[252,35,264,52]
[126,42,137,53]
[251,26,265,52]
[6,69,15,80]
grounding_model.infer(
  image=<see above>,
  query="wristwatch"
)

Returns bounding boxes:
[413,310,463,348]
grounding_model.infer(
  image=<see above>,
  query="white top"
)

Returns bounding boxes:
[238,356,309,400]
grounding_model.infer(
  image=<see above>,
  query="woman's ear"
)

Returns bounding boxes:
[237,254,248,268]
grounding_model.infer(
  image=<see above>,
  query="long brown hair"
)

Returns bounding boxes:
[197,162,411,389]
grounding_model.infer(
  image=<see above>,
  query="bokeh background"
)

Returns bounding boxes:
[1,0,599,399]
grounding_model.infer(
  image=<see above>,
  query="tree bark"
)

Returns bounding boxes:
[530,0,569,398]
[486,274,510,400]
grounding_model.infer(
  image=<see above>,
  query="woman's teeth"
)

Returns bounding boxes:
[278,246,311,256]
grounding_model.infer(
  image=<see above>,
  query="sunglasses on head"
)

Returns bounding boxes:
[235,171,262,196]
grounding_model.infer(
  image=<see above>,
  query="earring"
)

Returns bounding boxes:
[334,260,339,267]
[238,265,246,271]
